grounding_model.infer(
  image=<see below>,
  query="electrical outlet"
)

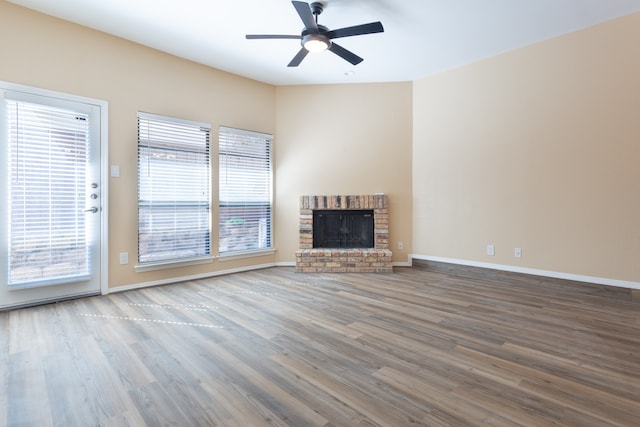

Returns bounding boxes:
[487,244,495,256]
[397,241,404,250]
[514,247,522,258]
[119,252,128,265]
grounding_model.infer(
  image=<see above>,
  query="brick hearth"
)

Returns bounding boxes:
[295,195,393,273]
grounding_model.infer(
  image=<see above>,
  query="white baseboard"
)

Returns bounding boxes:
[275,261,296,267]
[107,255,639,294]
[104,262,278,294]
[393,255,413,267]
[106,258,415,294]
[411,254,640,290]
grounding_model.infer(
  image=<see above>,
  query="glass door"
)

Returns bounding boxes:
[0,86,105,310]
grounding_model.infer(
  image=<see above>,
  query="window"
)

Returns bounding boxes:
[137,112,211,265]
[219,126,272,256]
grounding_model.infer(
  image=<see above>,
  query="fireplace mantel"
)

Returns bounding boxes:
[295,195,393,273]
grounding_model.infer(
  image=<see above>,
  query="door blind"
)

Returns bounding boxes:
[219,126,272,255]
[6,99,90,287]
[137,112,211,264]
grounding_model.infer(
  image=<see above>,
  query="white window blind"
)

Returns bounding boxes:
[6,99,90,287]
[219,126,272,255]
[137,112,211,264]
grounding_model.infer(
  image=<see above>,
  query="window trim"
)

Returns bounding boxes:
[217,249,276,262]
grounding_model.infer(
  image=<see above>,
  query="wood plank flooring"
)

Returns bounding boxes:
[1,264,639,426]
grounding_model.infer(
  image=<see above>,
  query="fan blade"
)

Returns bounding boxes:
[292,1,318,31]
[325,22,384,39]
[246,34,301,40]
[287,48,309,67]
[328,42,363,65]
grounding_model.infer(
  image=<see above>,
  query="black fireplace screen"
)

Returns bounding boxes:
[313,209,374,248]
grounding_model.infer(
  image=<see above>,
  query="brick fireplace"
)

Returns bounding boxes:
[295,194,393,273]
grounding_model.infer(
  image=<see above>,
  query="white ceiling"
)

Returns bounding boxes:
[8,0,640,86]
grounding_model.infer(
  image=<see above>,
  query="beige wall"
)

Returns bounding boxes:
[2,0,638,289]
[413,13,640,283]
[0,1,277,289]
[274,83,414,263]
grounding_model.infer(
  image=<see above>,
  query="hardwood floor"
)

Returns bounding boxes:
[1,264,639,426]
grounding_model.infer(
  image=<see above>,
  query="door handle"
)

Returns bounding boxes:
[84,207,99,213]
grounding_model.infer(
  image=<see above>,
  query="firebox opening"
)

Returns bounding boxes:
[313,209,374,248]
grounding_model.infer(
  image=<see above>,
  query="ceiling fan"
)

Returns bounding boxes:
[245,1,384,67]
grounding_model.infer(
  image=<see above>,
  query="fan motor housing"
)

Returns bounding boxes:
[302,24,329,36]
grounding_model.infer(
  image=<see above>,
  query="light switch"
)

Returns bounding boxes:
[111,165,120,177]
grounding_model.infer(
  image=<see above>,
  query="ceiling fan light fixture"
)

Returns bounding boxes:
[246,1,384,67]
[302,34,330,52]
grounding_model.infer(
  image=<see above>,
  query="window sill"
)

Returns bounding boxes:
[134,255,215,272]
[218,249,276,262]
